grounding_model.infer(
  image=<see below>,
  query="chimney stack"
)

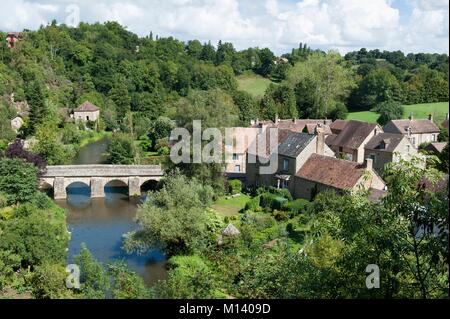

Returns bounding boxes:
[365,158,373,171]
[316,126,325,155]
[428,114,433,122]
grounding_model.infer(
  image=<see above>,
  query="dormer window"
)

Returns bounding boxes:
[283,159,289,171]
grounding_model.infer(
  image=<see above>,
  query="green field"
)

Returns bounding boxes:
[237,72,273,98]
[211,194,250,216]
[347,102,449,124]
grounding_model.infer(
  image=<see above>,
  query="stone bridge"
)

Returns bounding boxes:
[40,165,164,199]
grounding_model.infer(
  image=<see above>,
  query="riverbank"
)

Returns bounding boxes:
[79,131,112,148]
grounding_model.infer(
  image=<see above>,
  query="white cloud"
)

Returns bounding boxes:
[0,0,448,54]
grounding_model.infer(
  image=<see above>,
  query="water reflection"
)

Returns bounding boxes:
[57,184,167,286]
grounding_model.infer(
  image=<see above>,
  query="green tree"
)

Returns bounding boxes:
[288,51,356,118]
[0,158,38,205]
[25,80,48,133]
[123,173,215,255]
[108,261,151,299]
[350,67,402,110]
[106,133,139,164]
[376,100,404,126]
[73,243,109,299]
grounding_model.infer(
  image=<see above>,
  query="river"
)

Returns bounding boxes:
[55,136,167,286]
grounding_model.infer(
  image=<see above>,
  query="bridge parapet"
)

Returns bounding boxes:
[43,164,164,178]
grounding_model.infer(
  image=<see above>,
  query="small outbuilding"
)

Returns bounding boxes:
[73,101,100,122]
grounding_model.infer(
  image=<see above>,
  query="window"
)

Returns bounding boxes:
[345,153,353,161]
[234,165,241,173]
[369,154,376,163]
[431,134,436,142]
[406,145,410,153]
[232,153,238,161]
[283,159,289,171]
[411,137,416,146]
[281,180,289,188]
[86,116,90,121]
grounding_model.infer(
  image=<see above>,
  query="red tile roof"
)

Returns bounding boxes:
[385,119,440,134]
[328,120,379,150]
[296,154,367,189]
[74,101,100,112]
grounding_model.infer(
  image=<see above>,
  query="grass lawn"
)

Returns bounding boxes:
[211,193,250,217]
[237,72,274,98]
[347,101,449,124]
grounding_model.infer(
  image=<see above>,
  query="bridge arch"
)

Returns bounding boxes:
[65,180,91,197]
[40,181,54,198]
[140,179,160,193]
[104,179,129,196]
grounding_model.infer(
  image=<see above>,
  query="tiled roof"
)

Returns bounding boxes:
[385,119,440,134]
[329,119,349,134]
[251,119,331,133]
[303,123,332,135]
[296,154,367,189]
[74,101,100,112]
[328,120,379,150]
[364,133,405,152]
[425,142,447,154]
[278,132,315,158]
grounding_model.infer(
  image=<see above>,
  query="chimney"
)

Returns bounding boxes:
[409,112,413,121]
[365,158,373,171]
[428,114,433,122]
[316,126,325,155]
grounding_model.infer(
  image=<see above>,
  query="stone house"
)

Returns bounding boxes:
[364,133,417,172]
[73,101,100,122]
[274,128,334,194]
[245,128,292,188]
[294,155,386,200]
[224,127,254,181]
[383,115,440,148]
[326,120,383,163]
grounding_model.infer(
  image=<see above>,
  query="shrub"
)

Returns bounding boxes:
[267,186,293,201]
[244,196,260,211]
[286,223,295,235]
[273,210,289,221]
[283,199,311,215]
[272,196,288,210]
[228,179,242,194]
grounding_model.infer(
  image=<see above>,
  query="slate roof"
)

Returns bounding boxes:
[328,120,379,150]
[364,133,406,152]
[385,119,440,134]
[247,128,292,157]
[296,154,367,190]
[278,132,315,158]
[74,101,100,112]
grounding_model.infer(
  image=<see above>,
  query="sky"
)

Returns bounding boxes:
[0,0,448,55]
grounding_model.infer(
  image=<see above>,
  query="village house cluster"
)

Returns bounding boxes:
[226,115,446,202]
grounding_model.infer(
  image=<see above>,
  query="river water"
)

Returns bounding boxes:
[55,136,167,286]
